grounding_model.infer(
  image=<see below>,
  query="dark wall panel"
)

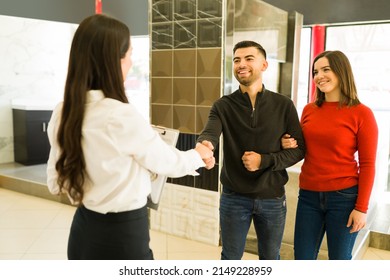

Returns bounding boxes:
[2,0,389,32]
[0,0,148,35]
[103,0,148,36]
[0,0,94,24]
[263,0,390,25]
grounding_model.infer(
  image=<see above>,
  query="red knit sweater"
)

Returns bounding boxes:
[299,102,378,213]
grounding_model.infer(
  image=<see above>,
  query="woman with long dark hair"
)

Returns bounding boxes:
[46,14,214,260]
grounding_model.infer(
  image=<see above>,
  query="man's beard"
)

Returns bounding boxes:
[235,76,251,87]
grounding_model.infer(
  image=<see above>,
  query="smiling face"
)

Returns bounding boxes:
[313,57,341,101]
[233,46,268,87]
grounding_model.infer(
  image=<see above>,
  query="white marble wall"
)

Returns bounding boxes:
[0,15,151,164]
[0,14,218,246]
[150,183,220,246]
[0,15,77,163]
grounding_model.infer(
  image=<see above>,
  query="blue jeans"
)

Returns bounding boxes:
[220,187,287,260]
[294,186,359,260]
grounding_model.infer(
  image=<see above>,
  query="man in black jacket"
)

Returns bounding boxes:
[197,40,305,260]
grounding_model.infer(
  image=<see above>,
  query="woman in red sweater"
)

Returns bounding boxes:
[283,50,378,259]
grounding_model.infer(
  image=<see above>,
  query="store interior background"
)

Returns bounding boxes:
[0,0,389,259]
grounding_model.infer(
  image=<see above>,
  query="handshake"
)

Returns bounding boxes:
[195,140,215,170]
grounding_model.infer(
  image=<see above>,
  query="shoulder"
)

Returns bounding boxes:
[84,97,148,133]
[301,102,317,117]
[52,101,64,114]
[105,102,152,139]
[263,90,298,114]
[350,104,378,135]
[224,88,241,99]
[352,103,377,124]
[49,102,64,122]
[264,89,293,103]
[354,103,375,114]
[107,100,145,122]
[303,102,317,110]
[214,89,240,105]
[339,103,376,120]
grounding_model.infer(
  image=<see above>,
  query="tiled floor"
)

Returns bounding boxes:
[0,188,257,260]
[0,188,389,260]
[0,162,390,260]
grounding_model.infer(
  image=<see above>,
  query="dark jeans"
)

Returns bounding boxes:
[68,205,153,260]
[294,186,359,260]
[220,187,287,260]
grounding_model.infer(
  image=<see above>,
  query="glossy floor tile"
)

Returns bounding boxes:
[0,188,389,260]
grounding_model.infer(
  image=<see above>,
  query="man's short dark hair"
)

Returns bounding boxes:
[233,41,267,59]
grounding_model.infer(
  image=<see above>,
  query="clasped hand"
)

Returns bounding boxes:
[242,151,261,171]
[195,141,215,170]
[281,134,298,149]
[242,134,299,171]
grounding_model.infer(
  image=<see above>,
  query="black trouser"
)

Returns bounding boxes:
[68,205,153,260]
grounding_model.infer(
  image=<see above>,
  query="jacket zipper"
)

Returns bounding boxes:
[251,107,256,128]
[250,94,260,128]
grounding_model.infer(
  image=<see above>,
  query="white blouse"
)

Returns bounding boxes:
[47,90,205,214]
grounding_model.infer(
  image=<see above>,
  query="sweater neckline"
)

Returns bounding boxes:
[322,101,339,107]
[238,84,266,96]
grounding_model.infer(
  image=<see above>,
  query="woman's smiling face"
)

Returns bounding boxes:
[313,57,341,99]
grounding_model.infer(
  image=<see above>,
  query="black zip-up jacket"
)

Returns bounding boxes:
[197,86,305,199]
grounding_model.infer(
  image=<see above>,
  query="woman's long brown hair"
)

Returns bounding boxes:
[55,14,130,203]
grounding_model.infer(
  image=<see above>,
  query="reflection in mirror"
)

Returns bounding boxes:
[224,0,288,95]
[233,0,287,62]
